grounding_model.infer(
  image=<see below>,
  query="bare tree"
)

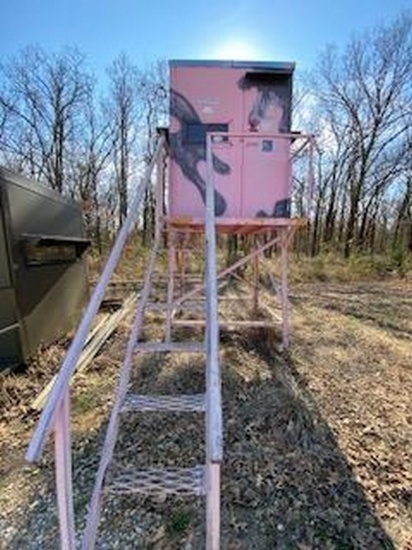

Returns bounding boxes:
[70,94,115,251]
[105,54,141,225]
[307,11,412,256]
[0,45,92,193]
[135,60,168,243]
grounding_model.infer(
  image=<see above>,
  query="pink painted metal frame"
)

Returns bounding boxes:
[54,389,75,550]
[25,113,314,549]
[168,131,314,351]
[205,134,222,549]
[25,132,225,549]
[25,137,166,548]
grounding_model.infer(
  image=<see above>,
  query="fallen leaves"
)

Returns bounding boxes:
[1,279,411,548]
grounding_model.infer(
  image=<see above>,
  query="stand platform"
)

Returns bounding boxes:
[167,216,307,235]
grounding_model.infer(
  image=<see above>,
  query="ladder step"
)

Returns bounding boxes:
[176,302,205,311]
[134,341,205,353]
[173,319,275,328]
[121,393,205,413]
[106,465,206,496]
[146,302,204,312]
[146,302,169,311]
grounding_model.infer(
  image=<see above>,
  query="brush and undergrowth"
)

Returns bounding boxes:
[288,251,412,283]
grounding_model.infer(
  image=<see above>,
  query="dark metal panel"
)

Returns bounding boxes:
[21,261,89,358]
[0,202,11,289]
[0,167,89,369]
[6,178,83,239]
[0,288,19,328]
[9,180,89,358]
[0,324,23,370]
[0,287,22,370]
[0,167,79,207]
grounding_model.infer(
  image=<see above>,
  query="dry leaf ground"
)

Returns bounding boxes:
[0,277,411,549]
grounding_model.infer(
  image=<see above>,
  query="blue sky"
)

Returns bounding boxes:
[1,0,410,79]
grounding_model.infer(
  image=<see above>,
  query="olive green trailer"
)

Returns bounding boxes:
[0,167,89,371]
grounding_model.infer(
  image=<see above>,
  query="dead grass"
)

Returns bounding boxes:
[0,277,411,549]
[289,280,412,549]
[287,252,412,283]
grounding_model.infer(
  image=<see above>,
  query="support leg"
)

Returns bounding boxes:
[155,147,165,238]
[252,236,259,312]
[280,229,290,351]
[179,236,188,297]
[165,233,176,342]
[206,463,220,550]
[54,390,75,550]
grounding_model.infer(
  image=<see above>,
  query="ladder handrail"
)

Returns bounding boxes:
[205,134,222,463]
[26,135,165,463]
[205,133,223,550]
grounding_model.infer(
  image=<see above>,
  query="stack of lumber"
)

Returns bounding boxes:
[31,293,138,411]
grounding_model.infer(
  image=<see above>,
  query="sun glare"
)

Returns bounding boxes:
[213,39,261,61]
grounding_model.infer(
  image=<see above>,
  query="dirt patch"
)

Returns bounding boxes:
[0,280,411,549]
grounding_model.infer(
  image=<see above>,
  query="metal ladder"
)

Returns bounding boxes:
[81,135,222,548]
[25,134,222,549]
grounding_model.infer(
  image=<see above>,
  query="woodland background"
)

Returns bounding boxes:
[0,11,411,273]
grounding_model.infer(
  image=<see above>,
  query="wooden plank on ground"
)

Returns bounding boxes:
[31,293,138,411]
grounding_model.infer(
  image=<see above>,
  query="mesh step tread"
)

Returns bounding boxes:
[121,393,205,413]
[135,341,205,353]
[106,465,206,496]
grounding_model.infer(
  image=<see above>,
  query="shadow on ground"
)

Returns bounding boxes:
[291,282,412,340]
[217,329,396,549]
[7,325,397,549]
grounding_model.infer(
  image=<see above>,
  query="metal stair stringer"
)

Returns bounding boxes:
[80,223,164,550]
[80,132,223,550]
